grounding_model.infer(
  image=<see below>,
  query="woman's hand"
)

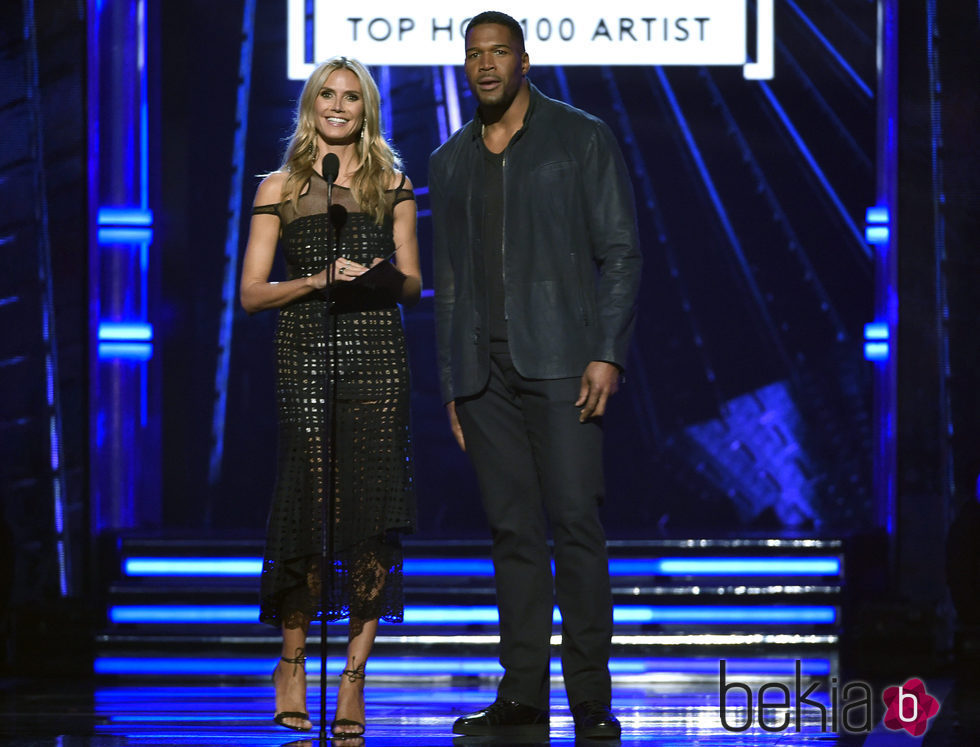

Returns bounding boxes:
[309,257,371,288]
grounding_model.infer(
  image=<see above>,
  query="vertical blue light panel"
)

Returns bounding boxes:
[872,0,899,534]
[90,0,161,532]
[208,0,256,486]
[23,0,71,595]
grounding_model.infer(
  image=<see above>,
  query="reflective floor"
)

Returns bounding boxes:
[4,673,970,746]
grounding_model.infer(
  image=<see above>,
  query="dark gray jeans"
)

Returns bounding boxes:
[455,344,613,710]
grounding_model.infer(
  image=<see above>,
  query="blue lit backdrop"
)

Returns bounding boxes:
[158,0,881,540]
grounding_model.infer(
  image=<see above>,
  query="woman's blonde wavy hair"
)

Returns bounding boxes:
[280,57,401,224]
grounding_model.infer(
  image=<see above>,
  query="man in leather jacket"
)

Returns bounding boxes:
[430,11,642,740]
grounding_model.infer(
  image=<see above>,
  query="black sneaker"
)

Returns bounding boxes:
[571,700,621,739]
[452,698,549,737]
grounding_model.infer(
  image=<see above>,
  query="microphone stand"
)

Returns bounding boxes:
[319,152,340,743]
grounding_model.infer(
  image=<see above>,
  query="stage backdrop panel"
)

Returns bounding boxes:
[160,0,876,539]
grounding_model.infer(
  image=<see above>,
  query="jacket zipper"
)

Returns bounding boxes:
[501,153,508,322]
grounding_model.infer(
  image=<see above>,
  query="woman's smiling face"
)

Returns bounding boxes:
[314,68,365,146]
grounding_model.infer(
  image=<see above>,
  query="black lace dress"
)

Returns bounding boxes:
[253,172,416,635]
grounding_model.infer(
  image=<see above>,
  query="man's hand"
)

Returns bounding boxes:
[576,361,620,422]
[446,401,466,451]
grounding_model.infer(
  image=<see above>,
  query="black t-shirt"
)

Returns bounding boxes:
[481,144,507,342]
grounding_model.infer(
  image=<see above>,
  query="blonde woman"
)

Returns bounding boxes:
[240,56,420,737]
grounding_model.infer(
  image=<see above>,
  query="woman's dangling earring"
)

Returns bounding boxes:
[309,140,317,163]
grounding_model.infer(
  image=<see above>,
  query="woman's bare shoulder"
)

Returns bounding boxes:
[255,170,287,204]
[386,169,412,190]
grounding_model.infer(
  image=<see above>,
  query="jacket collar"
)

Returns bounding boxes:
[468,80,542,142]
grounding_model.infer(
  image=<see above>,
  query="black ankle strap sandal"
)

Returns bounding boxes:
[339,662,365,683]
[272,652,311,732]
[332,661,367,736]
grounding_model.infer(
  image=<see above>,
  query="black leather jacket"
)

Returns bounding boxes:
[430,82,642,404]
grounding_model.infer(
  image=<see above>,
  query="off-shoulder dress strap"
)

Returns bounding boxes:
[391,172,414,207]
[252,203,280,216]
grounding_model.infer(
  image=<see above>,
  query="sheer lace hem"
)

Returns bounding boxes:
[260,534,405,637]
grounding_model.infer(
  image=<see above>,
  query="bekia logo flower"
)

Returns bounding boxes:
[882,678,940,736]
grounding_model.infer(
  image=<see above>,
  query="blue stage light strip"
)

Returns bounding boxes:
[866,206,889,225]
[863,343,888,362]
[757,82,868,259]
[864,322,889,341]
[123,556,841,577]
[98,322,154,341]
[97,207,154,226]
[125,557,263,575]
[94,655,831,678]
[783,0,872,98]
[654,558,840,575]
[865,226,889,243]
[97,343,154,361]
[610,606,836,624]
[109,604,836,626]
[23,0,71,595]
[208,0,256,486]
[96,227,154,243]
[92,686,471,702]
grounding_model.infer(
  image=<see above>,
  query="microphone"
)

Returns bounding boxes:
[323,152,340,185]
[322,152,341,289]
[323,151,340,216]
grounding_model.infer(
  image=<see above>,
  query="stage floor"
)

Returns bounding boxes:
[4,675,959,746]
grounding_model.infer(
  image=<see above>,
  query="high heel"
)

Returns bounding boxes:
[273,652,312,731]
[330,661,366,737]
